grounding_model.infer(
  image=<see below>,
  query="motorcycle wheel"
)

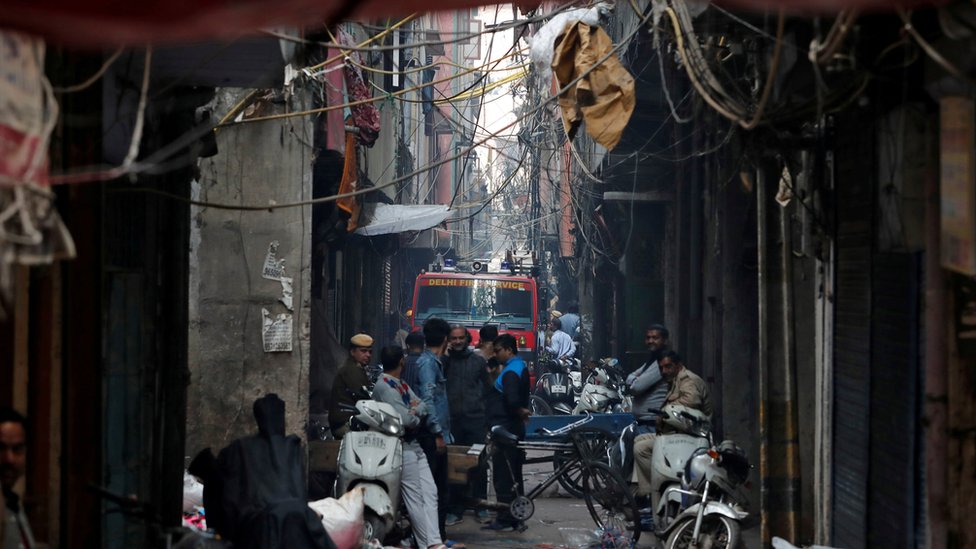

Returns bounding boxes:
[553,427,614,498]
[363,510,388,545]
[530,395,552,416]
[581,460,641,544]
[664,514,740,549]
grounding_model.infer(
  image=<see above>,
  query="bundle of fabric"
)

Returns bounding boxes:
[189,394,337,549]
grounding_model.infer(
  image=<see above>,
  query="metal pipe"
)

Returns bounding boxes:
[756,166,770,545]
[776,178,800,542]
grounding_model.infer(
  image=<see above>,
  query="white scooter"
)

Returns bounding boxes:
[335,399,404,543]
[573,358,631,414]
[647,405,712,531]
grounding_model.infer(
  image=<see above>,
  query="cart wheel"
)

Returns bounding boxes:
[510,495,535,521]
[554,427,614,498]
[582,460,641,544]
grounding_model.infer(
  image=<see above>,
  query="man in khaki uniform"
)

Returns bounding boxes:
[634,350,711,499]
[328,333,375,438]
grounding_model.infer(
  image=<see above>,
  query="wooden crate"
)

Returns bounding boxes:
[308,439,341,473]
[447,444,482,485]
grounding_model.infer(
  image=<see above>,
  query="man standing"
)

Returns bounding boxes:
[328,333,374,438]
[474,324,498,363]
[414,317,452,540]
[444,326,490,525]
[372,347,445,549]
[634,350,712,501]
[558,303,580,341]
[545,317,575,360]
[1,407,34,549]
[402,330,426,389]
[482,334,530,532]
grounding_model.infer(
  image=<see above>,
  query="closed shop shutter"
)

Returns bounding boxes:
[831,114,874,549]
[867,252,921,547]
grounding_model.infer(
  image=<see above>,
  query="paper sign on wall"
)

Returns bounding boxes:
[262,307,293,352]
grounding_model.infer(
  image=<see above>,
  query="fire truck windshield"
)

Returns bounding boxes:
[415,278,534,327]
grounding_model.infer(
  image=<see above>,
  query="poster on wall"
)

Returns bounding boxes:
[940,97,976,275]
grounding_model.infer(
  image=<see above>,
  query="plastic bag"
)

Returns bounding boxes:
[309,487,365,549]
[528,2,613,80]
[183,470,204,512]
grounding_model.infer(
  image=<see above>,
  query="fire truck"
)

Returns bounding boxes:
[407,257,542,361]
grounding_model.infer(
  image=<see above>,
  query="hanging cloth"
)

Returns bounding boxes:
[336,131,361,232]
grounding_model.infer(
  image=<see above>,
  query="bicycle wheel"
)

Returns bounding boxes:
[553,427,614,497]
[581,460,641,544]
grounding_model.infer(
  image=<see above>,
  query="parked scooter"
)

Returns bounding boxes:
[335,399,404,543]
[608,404,750,547]
[573,358,630,414]
[533,357,582,414]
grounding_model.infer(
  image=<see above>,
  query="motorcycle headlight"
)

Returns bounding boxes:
[684,449,711,490]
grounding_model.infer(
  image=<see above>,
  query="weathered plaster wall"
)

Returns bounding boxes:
[187,87,313,456]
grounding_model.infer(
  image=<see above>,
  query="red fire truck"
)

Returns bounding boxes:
[407,259,541,361]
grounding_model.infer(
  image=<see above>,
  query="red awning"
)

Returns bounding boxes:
[0,0,945,48]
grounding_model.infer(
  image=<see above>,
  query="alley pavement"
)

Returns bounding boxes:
[440,452,760,549]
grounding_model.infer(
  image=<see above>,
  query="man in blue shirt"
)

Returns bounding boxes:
[482,334,530,532]
[415,317,452,539]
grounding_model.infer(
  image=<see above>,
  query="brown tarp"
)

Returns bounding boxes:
[551,22,635,151]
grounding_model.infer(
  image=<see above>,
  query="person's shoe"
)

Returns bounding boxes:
[445,513,463,527]
[480,520,516,532]
[475,509,492,523]
[444,540,466,549]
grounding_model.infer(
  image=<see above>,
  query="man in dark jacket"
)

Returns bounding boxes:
[444,325,490,525]
[482,334,530,532]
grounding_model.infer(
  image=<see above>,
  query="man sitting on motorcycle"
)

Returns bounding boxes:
[634,350,713,501]
[372,346,448,549]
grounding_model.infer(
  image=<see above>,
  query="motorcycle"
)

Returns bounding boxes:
[335,399,404,544]
[573,358,631,414]
[533,357,582,415]
[664,438,751,549]
[608,404,751,548]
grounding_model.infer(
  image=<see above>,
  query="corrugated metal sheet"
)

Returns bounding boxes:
[867,252,920,547]
[831,115,873,549]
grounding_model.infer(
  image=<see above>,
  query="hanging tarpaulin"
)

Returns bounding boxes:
[0,30,75,318]
[354,204,451,236]
[551,22,635,151]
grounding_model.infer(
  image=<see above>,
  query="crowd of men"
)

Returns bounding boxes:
[327,316,712,545]
[328,317,530,548]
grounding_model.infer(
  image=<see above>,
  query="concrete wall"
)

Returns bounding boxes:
[187,86,313,456]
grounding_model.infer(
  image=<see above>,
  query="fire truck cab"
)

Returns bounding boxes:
[407,258,541,362]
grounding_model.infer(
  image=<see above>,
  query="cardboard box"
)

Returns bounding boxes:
[308,439,341,473]
[447,444,483,485]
